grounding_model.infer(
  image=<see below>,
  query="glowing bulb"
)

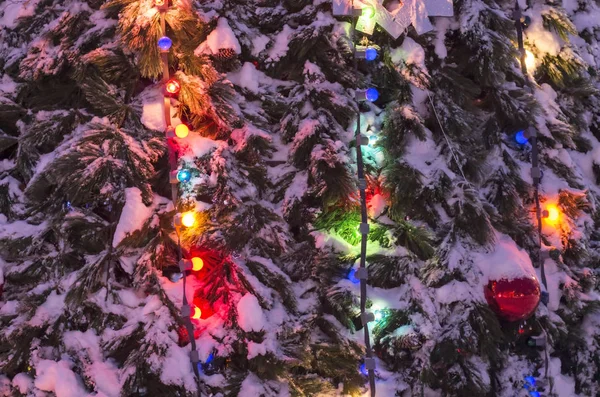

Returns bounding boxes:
[192,306,202,319]
[545,205,560,224]
[524,376,536,386]
[368,134,378,146]
[181,211,196,227]
[191,257,204,271]
[175,124,189,138]
[359,363,368,375]
[524,50,536,72]
[365,88,379,102]
[177,169,191,182]
[374,309,383,322]
[154,0,165,5]
[365,47,378,61]
[158,36,172,51]
[348,268,360,284]
[165,79,180,95]
[362,6,375,18]
[515,130,528,145]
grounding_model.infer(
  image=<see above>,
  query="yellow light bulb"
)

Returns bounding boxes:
[362,6,375,18]
[175,124,189,138]
[181,211,196,227]
[546,205,560,224]
[525,50,536,72]
[192,306,202,319]
[191,257,204,271]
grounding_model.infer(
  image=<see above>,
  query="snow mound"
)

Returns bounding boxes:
[12,373,33,394]
[0,0,38,29]
[237,294,265,332]
[177,134,220,162]
[196,18,241,55]
[267,25,295,62]
[34,360,88,397]
[112,187,154,247]
[140,87,166,131]
[481,234,537,281]
[227,62,263,93]
[391,37,426,68]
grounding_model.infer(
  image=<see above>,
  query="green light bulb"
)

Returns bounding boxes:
[362,6,375,19]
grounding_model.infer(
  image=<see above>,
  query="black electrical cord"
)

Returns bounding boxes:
[351,2,376,395]
[513,0,548,294]
[158,8,204,397]
[513,3,550,392]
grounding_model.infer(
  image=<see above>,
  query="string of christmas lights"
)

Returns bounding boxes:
[155,1,203,395]
[513,3,552,394]
[513,1,549,304]
[350,2,378,395]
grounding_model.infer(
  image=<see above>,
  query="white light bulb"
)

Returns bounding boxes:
[525,50,536,72]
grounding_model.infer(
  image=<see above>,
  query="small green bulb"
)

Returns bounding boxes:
[362,6,375,19]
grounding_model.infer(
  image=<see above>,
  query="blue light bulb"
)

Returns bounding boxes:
[365,47,378,61]
[348,268,360,284]
[158,36,173,51]
[359,363,368,376]
[515,130,528,144]
[529,391,540,397]
[205,353,214,364]
[177,169,191,183]
[169,272,183,283]
[365,88,379,102]
[524,376,536,386]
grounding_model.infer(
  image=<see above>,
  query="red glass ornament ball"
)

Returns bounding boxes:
[484,277,541,322]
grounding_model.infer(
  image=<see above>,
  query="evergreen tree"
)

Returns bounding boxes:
[0,0,600,396]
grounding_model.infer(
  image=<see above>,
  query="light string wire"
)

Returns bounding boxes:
[514,2,551,391]
[157,6,204,396]
[426,91,468,183]
[350,2,376,396]
[513,1,548,294]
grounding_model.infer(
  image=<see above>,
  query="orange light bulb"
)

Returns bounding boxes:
[181,211,196,227]
[191,257,204,271]
[546,205,560,224]
[165,79,180,95]
[175,124,189,138]
[192,306,202,319]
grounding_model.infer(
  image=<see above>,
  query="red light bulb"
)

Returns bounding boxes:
[165,79,180,95]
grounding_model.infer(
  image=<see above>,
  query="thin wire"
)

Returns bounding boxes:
[159,7,203,397]
[351,2,376,395]
[426,92,468,182]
